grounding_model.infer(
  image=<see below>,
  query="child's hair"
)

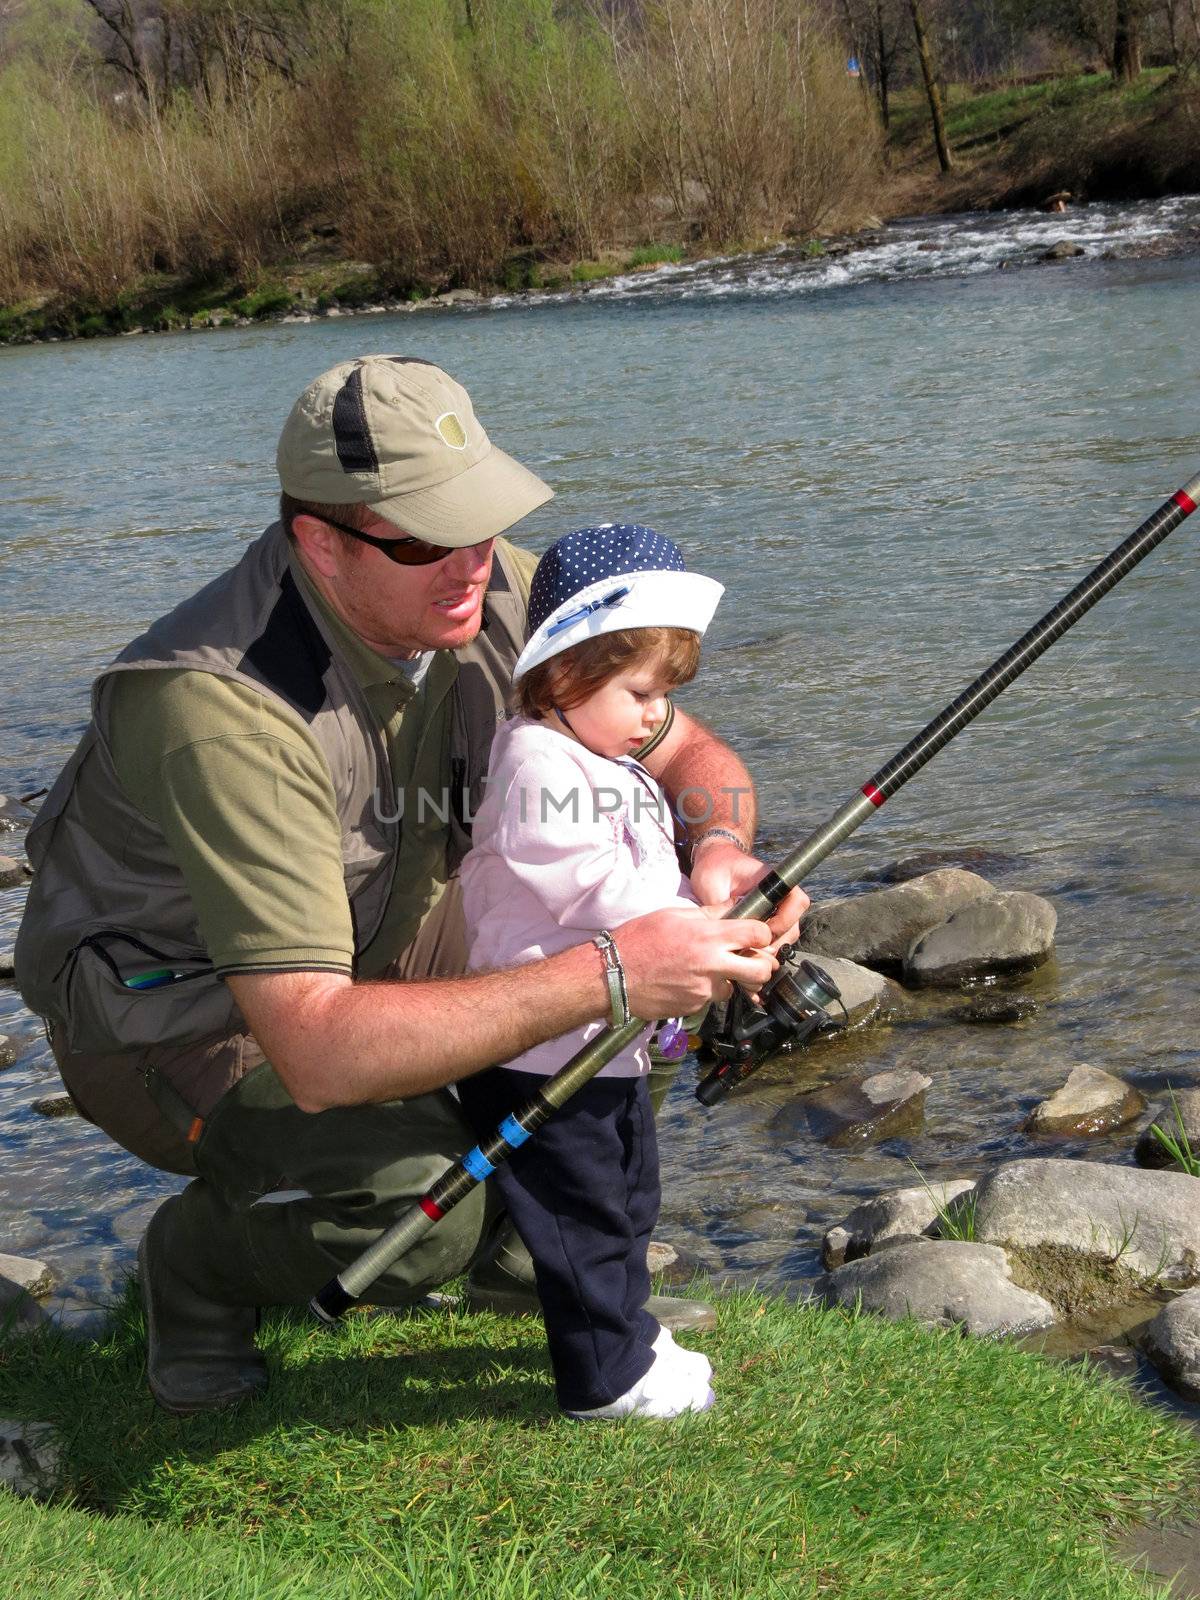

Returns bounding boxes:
[517,626,701,720]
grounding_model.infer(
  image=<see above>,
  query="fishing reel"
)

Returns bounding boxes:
[694,947,846,1106]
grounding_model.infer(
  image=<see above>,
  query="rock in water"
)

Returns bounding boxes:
[1140,1288,1200,1400]
[0,855,24,888]
[817,1238,1056,1336]
[1042,240,1085,260]
[0,1034,16,1068]
[799,869,993,968]
[30,1094,78,1119]
[971,1158,1200,1286]
[1135,1088,1200,1171]
[784,953,894,1026]
[0,1254,54,1298]
[904,891,1056,987]
[778,1068,931,1148]
[859,848,1020,885]
[947,993,1039,1025]
[1024,1065,1146,1137]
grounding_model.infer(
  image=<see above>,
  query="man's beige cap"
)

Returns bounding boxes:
[276,355,553,545]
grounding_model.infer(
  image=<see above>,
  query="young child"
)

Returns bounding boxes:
[458,524,724,1421]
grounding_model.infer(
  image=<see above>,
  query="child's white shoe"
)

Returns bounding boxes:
[565,1349,715,1421]
[649,1323,713,1386]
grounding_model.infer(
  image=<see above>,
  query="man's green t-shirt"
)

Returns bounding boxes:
[107,540,537,980]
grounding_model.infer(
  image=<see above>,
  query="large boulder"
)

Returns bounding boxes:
[1139,1288,1200,1400]
[823,1179,977,1268]
[817,1238,1056,1336]
[798,869,992,969]
[776,1068,931,1148]
[1024,1066,1146,1138]
[904,891,1056,987]
[971,1159,1200,1286]
[1135,1088,1200,1171]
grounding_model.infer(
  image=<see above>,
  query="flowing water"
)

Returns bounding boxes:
[2,205,1199,1423]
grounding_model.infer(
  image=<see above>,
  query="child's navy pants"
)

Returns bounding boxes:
[457,1067,660,1412]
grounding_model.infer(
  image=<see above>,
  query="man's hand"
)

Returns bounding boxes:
[689,837,811,949]
[613,905,776,1018]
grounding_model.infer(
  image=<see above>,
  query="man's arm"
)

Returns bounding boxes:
[639,706,810,940]
[227,907,776,1112]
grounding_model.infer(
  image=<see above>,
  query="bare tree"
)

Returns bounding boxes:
[908,0,953,170]
[1112,0,1143,75]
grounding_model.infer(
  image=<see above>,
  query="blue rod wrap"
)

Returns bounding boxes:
[499,1115,532,1148]
[461,1147,495,1183]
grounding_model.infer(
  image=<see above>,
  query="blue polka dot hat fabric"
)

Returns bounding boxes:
[528,524,687,635]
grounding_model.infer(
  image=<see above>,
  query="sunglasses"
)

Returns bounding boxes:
[319,514,453,567]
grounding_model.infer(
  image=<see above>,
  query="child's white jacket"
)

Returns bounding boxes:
[460,715,697,1077]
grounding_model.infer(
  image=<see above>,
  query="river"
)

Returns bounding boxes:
[2,203,1199,1416]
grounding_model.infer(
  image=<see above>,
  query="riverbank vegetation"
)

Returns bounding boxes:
[0,0,877,334]
[891,67,1200,212]
[2,0,1199,342]
[2,1287,1198,1597]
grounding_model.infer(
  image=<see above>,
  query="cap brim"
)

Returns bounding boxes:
[370,444,553,545]
[512,570,725,681]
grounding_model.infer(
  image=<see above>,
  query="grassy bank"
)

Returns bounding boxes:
[2,1287,1197,1598]
[889,69,1200,213]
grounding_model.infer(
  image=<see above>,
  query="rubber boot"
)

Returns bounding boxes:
[138,1188,271,1416]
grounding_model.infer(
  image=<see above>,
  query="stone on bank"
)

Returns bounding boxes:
[1139,1287,1200,1401]
[817,1237,1056,1336]
[971,1158,1200,1286]
[0,1419,60,1498]
[822,1179,978,1268]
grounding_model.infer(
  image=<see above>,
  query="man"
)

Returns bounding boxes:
[16,356,807,1415]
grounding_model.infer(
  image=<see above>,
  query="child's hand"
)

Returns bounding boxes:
[689,838,810,949]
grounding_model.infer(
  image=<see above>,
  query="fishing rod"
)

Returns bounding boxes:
[310,470,1200,1324]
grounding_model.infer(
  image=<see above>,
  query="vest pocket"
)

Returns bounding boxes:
[58,931,236,1057]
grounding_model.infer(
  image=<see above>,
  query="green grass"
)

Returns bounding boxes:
[1149,1090,1200,1176]
[2,1286,1197,1599]
[569,257,618,283]
[625,242,686,269]
[887,69,1176,155]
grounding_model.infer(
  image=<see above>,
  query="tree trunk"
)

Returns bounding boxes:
[875,2,890,129]
[1113,0,1143,81]
[908,0,953,172]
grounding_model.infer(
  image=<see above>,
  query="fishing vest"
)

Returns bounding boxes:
[15,523,528,1059]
